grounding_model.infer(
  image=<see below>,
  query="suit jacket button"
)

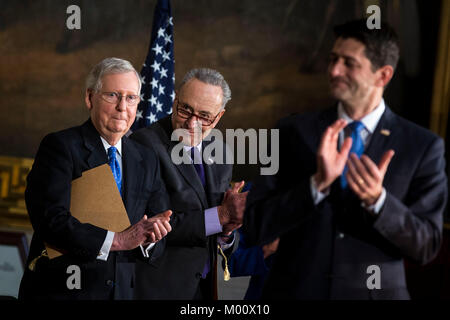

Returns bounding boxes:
[337,233,345,239]
[195,272,202,279]
[106,280,114,287]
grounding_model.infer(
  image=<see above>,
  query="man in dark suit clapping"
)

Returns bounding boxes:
[19,57,172,300]
[132,68,246,300]
[244,20,447,300]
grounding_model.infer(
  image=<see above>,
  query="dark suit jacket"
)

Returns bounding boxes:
[244,105,447,300]
[19,119,170,300]
[131,115,233,299]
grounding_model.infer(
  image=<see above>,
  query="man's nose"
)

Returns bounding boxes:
[116,96,127,111]
[186,115,201,129]
[329,60,344,78]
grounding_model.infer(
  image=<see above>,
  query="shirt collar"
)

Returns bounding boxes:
[183,142,202,154]
[100,136,122,156]
[337,99,386,134]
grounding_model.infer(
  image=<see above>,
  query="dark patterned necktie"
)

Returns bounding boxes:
[191,146,210,278]
[191,147,206,186]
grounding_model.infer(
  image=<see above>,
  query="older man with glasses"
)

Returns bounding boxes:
[19,57,172,300]
[131,68,246,300]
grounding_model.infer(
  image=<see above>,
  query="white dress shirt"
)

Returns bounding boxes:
[97,137,122,261]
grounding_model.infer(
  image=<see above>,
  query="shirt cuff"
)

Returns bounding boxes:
[362,187,386,215]
[97,231,114,261]
[205,207,223,236]
[140,243,156,258]
[310,175,330,205]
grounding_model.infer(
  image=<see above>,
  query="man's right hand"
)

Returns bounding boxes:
[111,210,172,251]
[218,181,248,234]
[313,119,352,192]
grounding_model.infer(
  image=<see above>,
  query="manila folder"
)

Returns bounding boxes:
[46,164,131,259]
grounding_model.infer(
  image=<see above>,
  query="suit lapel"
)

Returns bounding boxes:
[316,107,343,195]
[364,106,397,165]
[315,104,397,160]
[158,117,209,208]
[202,140,219,196]
[122,137,145,224]
[318,106,339,148]
[81,119,108,169]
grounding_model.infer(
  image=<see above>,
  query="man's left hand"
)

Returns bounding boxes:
[218,181,248,232]
[346,150,395,206]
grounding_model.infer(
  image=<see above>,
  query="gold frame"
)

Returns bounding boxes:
[430,0,450,139]
[0,156,33,229]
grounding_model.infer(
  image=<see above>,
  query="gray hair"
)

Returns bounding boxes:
[179,68,231,109]
[85,57,142,94]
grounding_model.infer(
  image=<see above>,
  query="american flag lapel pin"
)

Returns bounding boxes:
[380,129,391,136]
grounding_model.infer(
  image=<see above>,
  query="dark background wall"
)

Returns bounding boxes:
[0,0,442,182]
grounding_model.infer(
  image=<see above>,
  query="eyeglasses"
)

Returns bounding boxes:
[99,92,140,106]
[175,98,221,126]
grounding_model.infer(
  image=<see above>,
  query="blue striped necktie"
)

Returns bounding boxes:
[108,146,122,196]
[341,121,365,189]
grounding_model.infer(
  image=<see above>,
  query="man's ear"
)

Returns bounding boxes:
[376,65,394,88]
[214,109,226,124]
[172,90,179,108]
[85,89,93,110]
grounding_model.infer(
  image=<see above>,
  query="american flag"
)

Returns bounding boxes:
[132,0,174,130]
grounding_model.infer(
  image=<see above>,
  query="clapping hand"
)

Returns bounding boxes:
[218,181,248,235]
[313,119,352,192]
[346,150,394,206]
[111,210,172,251]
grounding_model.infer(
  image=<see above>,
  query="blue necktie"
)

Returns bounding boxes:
[108,146,122,196]
[341,121,365,189]
[191,147,206,186]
